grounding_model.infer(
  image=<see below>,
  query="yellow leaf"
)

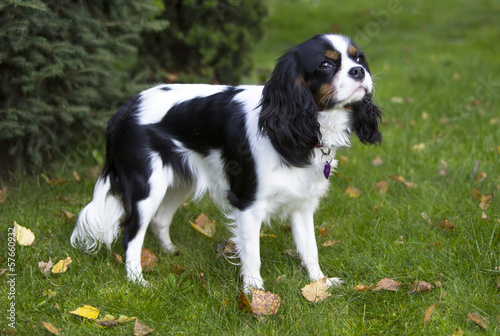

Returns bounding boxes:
[117,315,137,324]
[301,277,331,303]
[479,194,493,210]
[452,327,464,336]
[424,303,436,325]
[42,321,61,335]
[190,213,216,238]
[52,257,72,274]
[70,305,99,320]
[345,186,360,198]
[390,175,405,184]
[353,285,372,292]
[14,221,35,246]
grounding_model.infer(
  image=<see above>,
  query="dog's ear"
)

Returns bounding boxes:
[258,51,320,167]
[351,95,383,145]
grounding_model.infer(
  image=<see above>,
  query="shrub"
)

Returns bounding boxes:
[0,0,166,167]
[137,0,267,85]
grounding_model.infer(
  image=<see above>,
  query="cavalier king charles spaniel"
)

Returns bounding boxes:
[71,34,382,291]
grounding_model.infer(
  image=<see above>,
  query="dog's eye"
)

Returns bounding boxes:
[319,61,334,70]
[355,56,363,63]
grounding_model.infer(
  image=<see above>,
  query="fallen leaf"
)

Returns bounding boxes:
[411,143,426,151]
[322,239,340,247]
[491,117,500,125]
[353,285,372,292]
[0,269,7,276]
[14,221,36,246]
[238,288,281,316]
[141,248,157,272]
[170,263,187,275]
[451,327,464,336]
[95,314,118,328]
[301,277,331,303]
[216,239,236,258]
[43,289,57,298]
[438,220,455,232]
[391,96,404,103]
[481,211,489,221]
[113,252,123,264]
[52,257,72,274]
[421,212,432,225]
[403,181,418,189]
[479,194,493,210]
[318,226,331,237]
[422,111,429,119]
[390,175,405,184]
[467,312,488,330]
[345,186,360,198]
[476,172,487,183]
[471,188,482,201]
[374,181,389,194]
[60,210,76,220]
[70,305,99,319]
[0,187,7,203]
[395,236,405,245]
[190,213,216,238]
[72,170,81,182]
[39,259,54,276]
[134,320,154,336]
[424,303,437,325]
[339,155,349,165]
[117,315,137,324]
[409,280,434,294]
[47,177,67,186]
[434,280,442,288]
[373,278,400,292]
[371,156,384,166]
[42,321,61,335]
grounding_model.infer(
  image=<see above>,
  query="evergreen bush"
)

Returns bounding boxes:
[138,0,267,85]
[0,0,166,167]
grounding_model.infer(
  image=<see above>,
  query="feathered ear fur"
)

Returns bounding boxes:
[350,95,383,145]
[258,51,320,167]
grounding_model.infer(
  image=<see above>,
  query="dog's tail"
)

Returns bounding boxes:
[70,176,124,253]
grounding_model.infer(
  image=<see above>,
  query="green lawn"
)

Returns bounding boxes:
[2,0,500,334]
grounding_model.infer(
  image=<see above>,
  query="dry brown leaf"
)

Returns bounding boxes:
[301,277,331,303]
[170,263,187,275]
[238,287,281,315]
[371,156,384,166]
[39,259,54,276]
[438,220,455,232]
[14,221,35,246]
[72,169,81,182]
[322,239,340,247]
[190,213,216,238]
[0,269,7,276]
[134,320,154,336]
[113,252,123,264]
[434,280,442,288]
[471,188,482,201]
[467,312,488,330]
[47,177,67,186]
[42,321,61,335]
[390,175,405,184]
[345,186,360,198]
[60,210,76,220]
[318,226,331,237]
[141,248,157,272]
[353,285,372,292]
[373,278,400,292]
[409,280,434,294]
[479,194,493,210]
[424,303,436,325]
[476,172,487,183]
[374,181,389,194]
[52,257,72,274]
[70,305,99,319]
[0,187,7,203]
[403,181,418,189]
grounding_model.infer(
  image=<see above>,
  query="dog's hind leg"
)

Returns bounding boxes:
[151,185,192,254]
[123,155,172,285]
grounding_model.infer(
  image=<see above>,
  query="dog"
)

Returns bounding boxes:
[71,34,382,291]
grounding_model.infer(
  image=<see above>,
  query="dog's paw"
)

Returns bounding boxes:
[326,277,344,287]
[162,243,179,256]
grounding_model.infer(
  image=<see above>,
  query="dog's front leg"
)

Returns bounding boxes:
[290,207,343,287]
[233,209,264,293]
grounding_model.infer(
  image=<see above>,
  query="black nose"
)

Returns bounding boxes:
[348,67,365,81]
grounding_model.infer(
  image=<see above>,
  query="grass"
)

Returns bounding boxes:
[1,0,500,334]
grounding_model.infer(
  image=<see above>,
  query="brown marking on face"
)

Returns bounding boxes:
[313,83,336,111]
[325,50,340,60]
[348,45,358,57]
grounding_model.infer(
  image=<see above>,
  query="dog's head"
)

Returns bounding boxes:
[259,34,382,166]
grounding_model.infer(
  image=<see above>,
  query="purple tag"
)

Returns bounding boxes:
[323,161,331,179]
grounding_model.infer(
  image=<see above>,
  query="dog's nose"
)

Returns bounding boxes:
[348,67,365,81]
